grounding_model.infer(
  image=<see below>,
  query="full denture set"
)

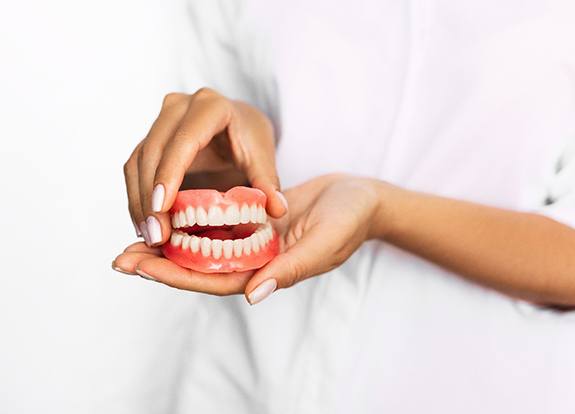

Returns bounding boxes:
[161,186,279,273]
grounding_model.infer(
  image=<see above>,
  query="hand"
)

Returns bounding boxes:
[244,174,385,303]
[123,88,288,246]
[113,174,387,303]
[112,241,257,295]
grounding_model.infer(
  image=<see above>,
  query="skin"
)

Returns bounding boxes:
[123,88,287,245]
[114,90,575,306]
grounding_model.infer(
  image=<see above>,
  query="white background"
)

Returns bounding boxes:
[0,1,192,411]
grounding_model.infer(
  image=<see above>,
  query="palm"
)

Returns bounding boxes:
[278,176,376,262]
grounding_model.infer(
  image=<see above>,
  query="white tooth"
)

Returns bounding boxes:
[266,225,273,241]
[261,230,268,245]
[211,239,223,259]
[240,204,251,224]
[256,205,262,223]
[200,237,211,257]
[185,206,196,227]
[257,231,267,247]
[258,206,266,223]
[190,236,200,253]
[196,207,208,226]
[233,239,243,257]
[259,229,267,243]
[224,204,240,225]
[178,211,187,227]
[170,232,183,247]
[242,237,252,255]
[250,233,261,253]
[207,206,225,226]
[173,212,180,228]
[223,240,233,259]
[181,234,191,250]
[171,214,178,229]
[250,204,259,223]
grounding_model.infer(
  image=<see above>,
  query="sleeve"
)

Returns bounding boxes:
[537,137,575,229]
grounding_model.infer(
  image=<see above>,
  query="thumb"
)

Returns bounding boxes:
[244,226,326,305]
[247,162,288,220]
[229,101,288,219]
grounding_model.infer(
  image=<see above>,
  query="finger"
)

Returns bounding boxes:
[247,165,287,219]
[123,241,163,255]
[154,88,232,214]
[244,225,330,305]
[138,94,190,245]
[136,257,254,295]
[227,102,287,218]
[112,251,160,275]
[124,142,145,238]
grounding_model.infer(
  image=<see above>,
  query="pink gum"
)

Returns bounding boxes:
[170,186,266,213]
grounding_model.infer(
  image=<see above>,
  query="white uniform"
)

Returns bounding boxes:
[165,1,575,412]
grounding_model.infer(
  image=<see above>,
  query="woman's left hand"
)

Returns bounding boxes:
[244,174,385,304]
[113,174,387,303]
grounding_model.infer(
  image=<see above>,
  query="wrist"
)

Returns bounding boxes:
[367,179,406,241]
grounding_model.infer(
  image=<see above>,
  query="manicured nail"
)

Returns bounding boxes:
[139,221,151,245]
[146,216,162,244]
[112,263,133,275]
[248,279,277,305]
[276,191,288,211]
[152,184,165,212]
[132,218,142,237]
[136,268,157,281]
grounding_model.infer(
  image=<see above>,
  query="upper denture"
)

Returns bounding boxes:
[170,187,267,228]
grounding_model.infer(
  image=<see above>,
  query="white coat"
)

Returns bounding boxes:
[163,1,575,412]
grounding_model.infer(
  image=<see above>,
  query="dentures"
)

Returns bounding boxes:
[161,187,279,273]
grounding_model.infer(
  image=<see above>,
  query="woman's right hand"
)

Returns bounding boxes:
[123,88,288,246]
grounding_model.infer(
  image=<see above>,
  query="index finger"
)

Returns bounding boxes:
[153,89,232,213]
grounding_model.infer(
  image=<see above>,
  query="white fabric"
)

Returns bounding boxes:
[168,0,575,412]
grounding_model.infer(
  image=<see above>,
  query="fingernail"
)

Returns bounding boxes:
[276,191,288,211]
[132,218,142,237]
[136,268,157,281]
[152,184,165,212]
[248,279,277,305]
[146,216,162,244]
[112,263,133,275]
[139,221,151,245]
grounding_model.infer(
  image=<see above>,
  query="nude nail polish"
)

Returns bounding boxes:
[112,263,133,275]
[146,216,162,244]
[136,268,157,281]
[133,218,142,237]
[139,221,151,245]
[248,279,277,305]
[276,191,288,210]
[152,184,165,212]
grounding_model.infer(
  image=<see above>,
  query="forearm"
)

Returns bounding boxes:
[373,182,575,306]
